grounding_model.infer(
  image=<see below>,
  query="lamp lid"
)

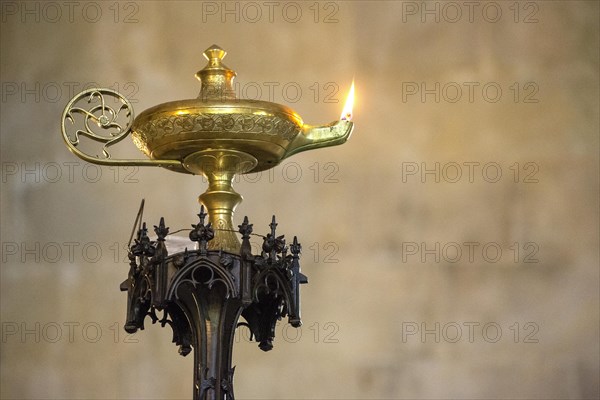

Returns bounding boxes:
[195,45,237,100]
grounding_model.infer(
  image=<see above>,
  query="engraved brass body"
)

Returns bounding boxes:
[62,45,353,253]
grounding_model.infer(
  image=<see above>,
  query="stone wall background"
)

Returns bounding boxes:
[1,1,598,399]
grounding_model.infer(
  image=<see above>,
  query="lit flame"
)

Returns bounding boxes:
[340,80,354,121]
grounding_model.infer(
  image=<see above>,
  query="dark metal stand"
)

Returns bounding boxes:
[121,208,307,400]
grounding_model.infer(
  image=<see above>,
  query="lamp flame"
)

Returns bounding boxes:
[340,80,355,121]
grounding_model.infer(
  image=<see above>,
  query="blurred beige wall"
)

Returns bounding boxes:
[1,1,598,399]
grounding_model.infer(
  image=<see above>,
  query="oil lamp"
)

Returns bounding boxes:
[61,45,354,400]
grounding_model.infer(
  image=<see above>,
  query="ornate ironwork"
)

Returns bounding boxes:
[121,207,307,400]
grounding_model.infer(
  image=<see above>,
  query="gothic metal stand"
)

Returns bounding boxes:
[121,207,306,400]
[60,45,353,400]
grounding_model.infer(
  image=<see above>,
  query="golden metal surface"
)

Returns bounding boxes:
[61,88,182,168]
[61,45,354,253]
[130,46,353,173]
[184,149,257,252]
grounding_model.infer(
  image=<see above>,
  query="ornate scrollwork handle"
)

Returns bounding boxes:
[61,88,181,167]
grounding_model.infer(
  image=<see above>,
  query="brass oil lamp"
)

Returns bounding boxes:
[61,45,354,400]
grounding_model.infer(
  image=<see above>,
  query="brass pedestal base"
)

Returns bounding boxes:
[183,149,258,253]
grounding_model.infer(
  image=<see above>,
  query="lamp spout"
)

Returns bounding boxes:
[283,120,354,160]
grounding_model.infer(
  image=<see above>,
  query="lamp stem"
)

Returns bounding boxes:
[199,170,243,253]
[183,149,258,254]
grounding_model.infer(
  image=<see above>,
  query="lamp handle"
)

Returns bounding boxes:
[61,88,182,168]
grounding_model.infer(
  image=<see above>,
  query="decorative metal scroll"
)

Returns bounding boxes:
[61,88,181,167]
